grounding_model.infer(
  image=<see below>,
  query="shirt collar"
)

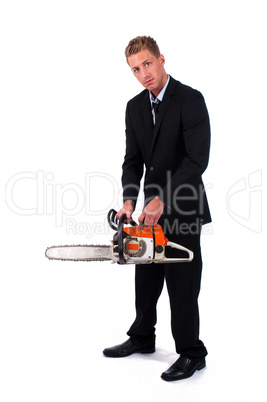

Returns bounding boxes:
[149,74,170,104]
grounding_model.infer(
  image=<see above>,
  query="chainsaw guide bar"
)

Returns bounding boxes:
[45,245,111,262]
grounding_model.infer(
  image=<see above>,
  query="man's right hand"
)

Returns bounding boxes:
[116,200,134,223]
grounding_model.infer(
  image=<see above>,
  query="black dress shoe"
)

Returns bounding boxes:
[103,339,155,358]
[161,356,206,381]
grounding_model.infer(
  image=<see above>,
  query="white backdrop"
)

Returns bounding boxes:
[1,1,266,401]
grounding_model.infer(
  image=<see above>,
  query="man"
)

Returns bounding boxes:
[103,36,211,382]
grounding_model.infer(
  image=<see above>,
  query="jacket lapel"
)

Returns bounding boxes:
[142,91,154,135]
[151,76,177,152]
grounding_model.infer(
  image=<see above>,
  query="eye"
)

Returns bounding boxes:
[146,62,151,66]
[133,68,139,73]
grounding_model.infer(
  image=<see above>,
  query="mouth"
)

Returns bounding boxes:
[144,78,154,86]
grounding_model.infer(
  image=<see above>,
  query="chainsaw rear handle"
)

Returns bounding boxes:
[163,241,194,263]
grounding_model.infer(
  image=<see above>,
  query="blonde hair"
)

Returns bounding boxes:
[125,36,160,60]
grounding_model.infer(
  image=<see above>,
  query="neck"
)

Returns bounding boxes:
[152,73,168,98]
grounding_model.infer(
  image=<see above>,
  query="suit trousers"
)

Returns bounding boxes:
[127,218,207,359]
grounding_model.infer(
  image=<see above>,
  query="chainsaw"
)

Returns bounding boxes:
[45,209,194,264]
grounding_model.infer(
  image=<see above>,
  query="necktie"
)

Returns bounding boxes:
[152,101,161,125]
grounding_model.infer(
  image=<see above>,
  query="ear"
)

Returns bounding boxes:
[158,54,165,66]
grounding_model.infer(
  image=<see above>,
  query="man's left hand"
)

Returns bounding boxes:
[138,196,165,225]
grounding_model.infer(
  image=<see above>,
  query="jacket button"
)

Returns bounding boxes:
[150,167,154,171]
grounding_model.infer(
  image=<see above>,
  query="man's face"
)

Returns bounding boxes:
[127,49,167,98]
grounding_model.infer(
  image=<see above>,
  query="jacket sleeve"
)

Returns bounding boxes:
[162,91,211,207]
[121,103,144,207]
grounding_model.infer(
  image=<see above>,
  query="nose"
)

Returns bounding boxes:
[141,68,150,81]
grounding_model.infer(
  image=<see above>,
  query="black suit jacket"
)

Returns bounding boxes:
[122,76,211,225]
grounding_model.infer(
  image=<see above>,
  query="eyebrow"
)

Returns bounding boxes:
[131,59,152,71]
